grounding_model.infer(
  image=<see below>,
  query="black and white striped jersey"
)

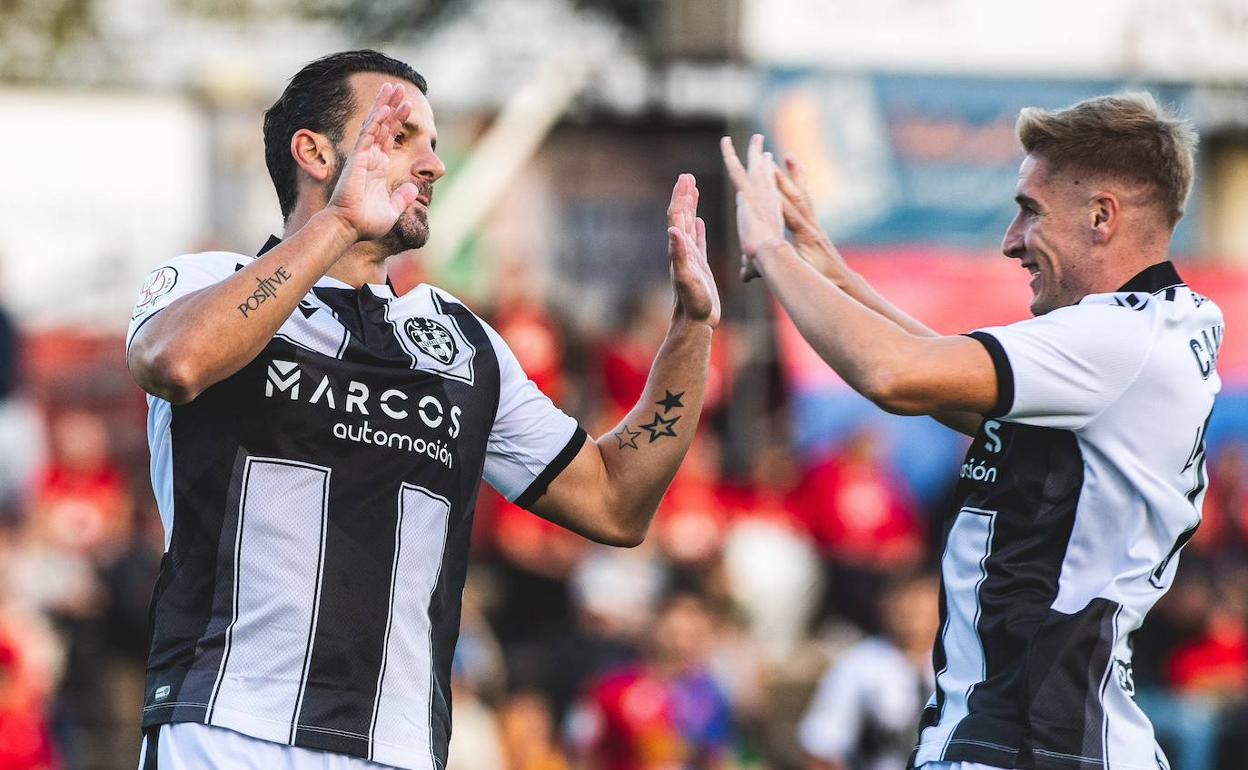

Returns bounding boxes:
[911,263,1223,770]
[127,239,585,770]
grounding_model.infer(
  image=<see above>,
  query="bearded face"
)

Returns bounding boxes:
[387,186,430,251]
[327,144,433,252]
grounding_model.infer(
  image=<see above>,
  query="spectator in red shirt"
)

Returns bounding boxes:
[793,427,922,632]
[31,410,131,562]
[0,607,60,770]
[570,593,736,770]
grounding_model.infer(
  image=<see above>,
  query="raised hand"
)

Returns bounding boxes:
[326,82,421,241]
[721,134,785,281]
[775,155,850,284]
[667,174,720,328]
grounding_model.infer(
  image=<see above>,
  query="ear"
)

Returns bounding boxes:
[290,128,338,184]
[1088,191,1120,245]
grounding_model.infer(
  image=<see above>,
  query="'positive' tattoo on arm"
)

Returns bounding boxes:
[237,266,293,318]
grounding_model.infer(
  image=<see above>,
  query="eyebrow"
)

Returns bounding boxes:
[400,120,437,150]
[1015,194,1041,209]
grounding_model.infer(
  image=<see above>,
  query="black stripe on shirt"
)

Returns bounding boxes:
[966,331,1014,418]
[142,725,161,770]
[514,427,589,510]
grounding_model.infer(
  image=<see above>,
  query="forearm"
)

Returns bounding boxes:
[756,241,927,410]
[129,210,357,402]
[834,269,939,338]
[594,317,714,542]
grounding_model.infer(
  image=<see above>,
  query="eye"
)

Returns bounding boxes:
[394,131,407,146]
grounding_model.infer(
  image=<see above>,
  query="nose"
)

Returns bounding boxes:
[414,148,446,184]
[1002,214,1025,260]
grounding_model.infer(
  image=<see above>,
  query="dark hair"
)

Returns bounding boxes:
[263,49,428,220]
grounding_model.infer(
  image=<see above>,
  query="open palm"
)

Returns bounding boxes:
[721,134,785,281]
[328,82,420,240]
[667,174,720,328]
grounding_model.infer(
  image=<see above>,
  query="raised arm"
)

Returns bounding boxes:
[723,135,998,420]
[774,153,940,339]
[127,82,420,404]
[726,137,988,434]
[526,174,718,547]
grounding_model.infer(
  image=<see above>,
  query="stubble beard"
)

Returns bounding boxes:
[384,201,430,252]
[327,146,431,254]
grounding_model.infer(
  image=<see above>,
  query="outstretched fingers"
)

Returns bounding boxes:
[720,137,750,193]
[776,156,815,219]
[354,83,394,150]
[668,173,702,250]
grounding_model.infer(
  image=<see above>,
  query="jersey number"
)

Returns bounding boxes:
[1150,413,1212,589]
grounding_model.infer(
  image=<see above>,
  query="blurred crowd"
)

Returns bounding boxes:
[0,276,1247,770]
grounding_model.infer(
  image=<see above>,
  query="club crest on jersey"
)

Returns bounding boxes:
[405,317,458,365]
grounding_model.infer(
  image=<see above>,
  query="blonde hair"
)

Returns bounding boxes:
[1016,92,1198,228]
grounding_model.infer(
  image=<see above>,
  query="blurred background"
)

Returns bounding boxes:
[1,0,1247,768]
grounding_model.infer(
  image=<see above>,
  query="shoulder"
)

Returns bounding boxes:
[159,250,253,274]
[1024,299,1155,330]
[394,283,474,314]
[979,299,1159,352]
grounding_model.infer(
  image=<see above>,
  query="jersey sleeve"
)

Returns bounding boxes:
[481,322,586,509]
[968,303,1155,431]
[126,252,246,351]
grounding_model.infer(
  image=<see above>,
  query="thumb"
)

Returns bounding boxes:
[390,181,419,213]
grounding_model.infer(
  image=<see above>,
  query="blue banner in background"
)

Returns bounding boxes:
[759,72,1198,254]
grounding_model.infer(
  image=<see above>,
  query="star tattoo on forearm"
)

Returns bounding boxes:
[639,412,679,443]
[613,425,642,450]
[657,390,684,413]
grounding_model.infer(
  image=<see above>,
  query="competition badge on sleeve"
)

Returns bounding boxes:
[132,266,179,319]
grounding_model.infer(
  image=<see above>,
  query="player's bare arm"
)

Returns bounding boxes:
[771,149,984,435]
[128,82,419,404]
[723,134,998,418]
[527,174,718,547]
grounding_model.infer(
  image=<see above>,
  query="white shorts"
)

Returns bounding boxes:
[137,723,401,770]
[919,763,1009,770]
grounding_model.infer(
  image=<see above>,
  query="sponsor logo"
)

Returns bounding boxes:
[263,360,461,467]
[154,685,171,702]
[132,266,178,319]
[266,360,300,398]
[982,420,1003,453]
[960,458,998,483]
[237,266,293,317]
[405,317,458,365]
[331,421,455,468]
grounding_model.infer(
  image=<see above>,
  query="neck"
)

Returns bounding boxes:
[284,201,390,288]
[1100,247,1171,293]
[326,243,389,288]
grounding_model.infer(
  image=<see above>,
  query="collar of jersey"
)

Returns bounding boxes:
[1078,260,1185,306]
[1116,260,1183,294]
[257,234,396,299]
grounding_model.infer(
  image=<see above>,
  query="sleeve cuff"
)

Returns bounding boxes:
[513,426,588,510]
[966,331,1014,418]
